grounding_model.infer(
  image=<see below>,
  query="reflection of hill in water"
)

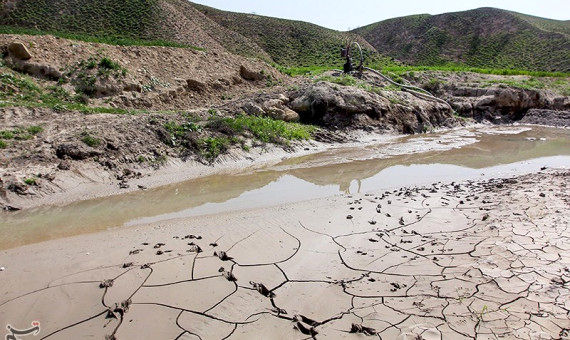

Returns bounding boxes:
[290,128,570,191]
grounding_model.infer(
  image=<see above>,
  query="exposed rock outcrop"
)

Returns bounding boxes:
[239,65,265,81]
[7,42,32,60]
[239,94,300,122]
[288,82,455,133]
[446,86,569,122]
[519,109,570,127]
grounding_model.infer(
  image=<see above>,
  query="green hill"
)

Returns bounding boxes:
[1,2,567,72]
[192,3,377,68]
[353,7,570,72]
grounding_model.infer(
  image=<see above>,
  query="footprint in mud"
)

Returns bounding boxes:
[99,279,114,289]
[214,251,233,261]
[219,267,237,281]
[294,321,318,337]
[250,281,275,298]
[187,244,202,253]
[350,323,376,336]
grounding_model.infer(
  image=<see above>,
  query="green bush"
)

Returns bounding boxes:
[81,132,101,147]
[208,115,315,144]
[24,177,37,186]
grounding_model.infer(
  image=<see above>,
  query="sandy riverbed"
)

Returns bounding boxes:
[0,169,568,339]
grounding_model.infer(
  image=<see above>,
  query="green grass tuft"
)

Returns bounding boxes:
[208,115,315,144]
[81,132,101,147]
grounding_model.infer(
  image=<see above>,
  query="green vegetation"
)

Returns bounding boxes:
[0,0,204,49]
[163,120,202,146]
[480,77,570,96]
[207,115,315,144]
[61,56,127,95]
[159,114,316,162]
[81,132,101,147]
[0,26,194,48]
[373,64,569,78]
[0,70,140,114]
[0,140,7,149]
[197,136,233,161]
[194,3,377,68]
[0,125,43,142]
[355,8,569,72]
[24,177,37,186]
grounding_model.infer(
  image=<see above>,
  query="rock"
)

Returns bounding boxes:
[240,65,265,81]
[57,160,71,170]
[56,143,101,160]
[123,83,142,92]
[6,59,61,80]
[5,178,27,195]
[241,102,265,116]
[186,79,207,92]
[520,109,570,127]
[265,106,300,122]
[7,42,32,60]
[288,82,452,131]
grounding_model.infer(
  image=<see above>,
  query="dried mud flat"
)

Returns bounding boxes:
[0,170,569,339]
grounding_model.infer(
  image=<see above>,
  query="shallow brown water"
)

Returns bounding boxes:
[1,125,569,250]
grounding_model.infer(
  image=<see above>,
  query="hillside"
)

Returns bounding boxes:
[354,7,570,72]
[1,2,568,72]
[192,3,377,67]
[0,0,375,67]
[0,0,269,58]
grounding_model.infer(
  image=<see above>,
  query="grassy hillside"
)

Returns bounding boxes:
[192,3,378,68]
[354,8,570,72]
[1,0,169,45]
[0,0,268,54]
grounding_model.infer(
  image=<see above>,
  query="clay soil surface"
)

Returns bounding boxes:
[1,170,568,339]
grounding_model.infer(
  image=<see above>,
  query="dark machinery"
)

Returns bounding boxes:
[340,41,364,75]
[337,41,451,108]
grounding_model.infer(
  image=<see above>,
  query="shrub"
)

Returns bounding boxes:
[81,132,101,147]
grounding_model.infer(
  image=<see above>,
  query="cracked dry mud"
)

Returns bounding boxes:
[1,171,569,339]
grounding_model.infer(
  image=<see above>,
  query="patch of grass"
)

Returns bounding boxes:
[81,132,101,147]
[27,126,44,135]
[23,177,37,186]
[0,69,144,114]
[0,140,7,149]
[0,25,196,49]
[208,115,315,144]
[0,125,43,141]
[371,64,569,78]
[163,120,202,145]
[98,57,122,71]
[62,55,127,95]
[197,136,233,161]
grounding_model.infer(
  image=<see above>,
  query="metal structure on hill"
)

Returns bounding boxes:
[339,42,451,108]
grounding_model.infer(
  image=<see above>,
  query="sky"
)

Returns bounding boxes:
[191,0,569,31]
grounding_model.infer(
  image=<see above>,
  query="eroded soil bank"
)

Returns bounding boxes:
[0,168,568,339]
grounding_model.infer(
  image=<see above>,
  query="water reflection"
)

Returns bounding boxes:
[1,126,568,249]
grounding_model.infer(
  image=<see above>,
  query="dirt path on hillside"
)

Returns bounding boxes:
[0,170,568,339]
